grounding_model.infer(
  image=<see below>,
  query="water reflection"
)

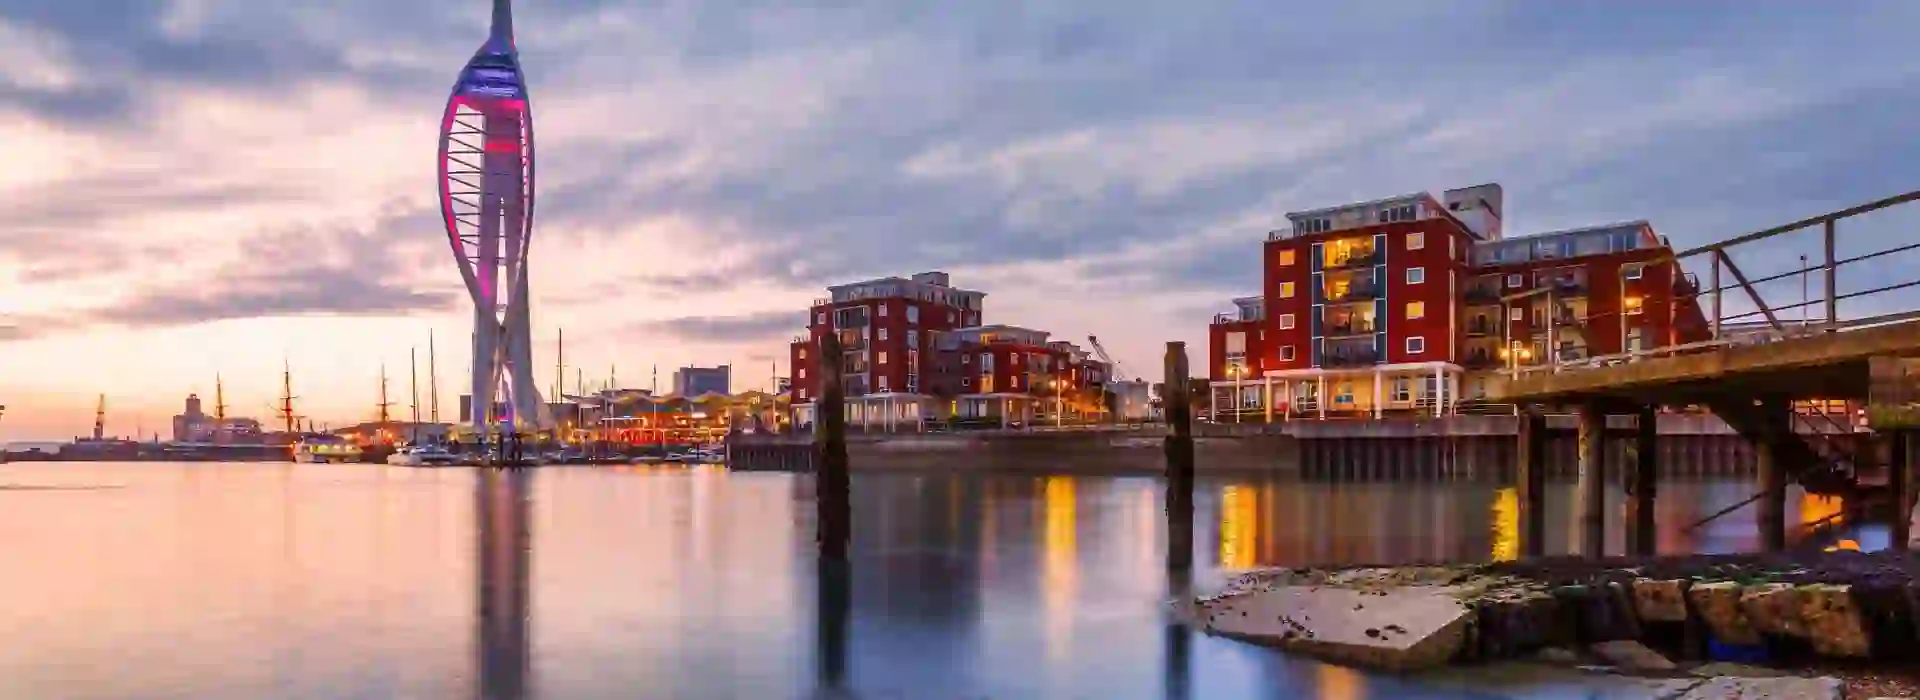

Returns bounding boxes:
[0,463,1890,699]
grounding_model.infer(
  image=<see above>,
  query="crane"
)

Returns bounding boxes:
[1085,336,1132,382]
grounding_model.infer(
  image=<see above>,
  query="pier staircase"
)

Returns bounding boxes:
[1704,397,1867,498]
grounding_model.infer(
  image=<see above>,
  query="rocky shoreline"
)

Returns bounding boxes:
[1188,551,1920,697]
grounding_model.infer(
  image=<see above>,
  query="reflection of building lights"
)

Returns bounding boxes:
[1041,476,1077,662]
[1219,485,1258,570]
[1491,487,1519,562]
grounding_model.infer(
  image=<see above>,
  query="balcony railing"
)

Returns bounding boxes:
[1465,319,1493,336]
[1212,313,1257,325]
[1464,287,1501,305]
[1544,278,1588,296]
[1324,282,1379,303]
[1322,350,1378,368]
[812,297,832,307]
[1463,353,1500,370]
[1325,250,1381,270]
[1323,320,1376,337]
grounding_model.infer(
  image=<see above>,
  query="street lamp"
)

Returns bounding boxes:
[1051,379,1064,428]
[1231,364,1246,424]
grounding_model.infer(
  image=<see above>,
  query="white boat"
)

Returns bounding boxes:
[293,436,361,464]
[386,444,461,466]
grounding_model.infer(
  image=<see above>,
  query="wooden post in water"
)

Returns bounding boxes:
[1576,403,1606,557]
[1164,342,1196,575]
[1630,404,1659,557]
[1518,405,1547,558]
[1892,429,1911,552]
[1756,398,1787,553]
[816,332,851,561]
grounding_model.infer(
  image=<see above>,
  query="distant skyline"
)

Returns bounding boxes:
[4,1,1920,440]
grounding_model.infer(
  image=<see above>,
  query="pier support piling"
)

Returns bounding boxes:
[816,332,851,561]
[1576,403,1606,558]
[1893,429,1912,552]
[1164,342,1196,576]
[1518,405,1547,558]
[1631,404,1658,557]
[1756,398,1788,553]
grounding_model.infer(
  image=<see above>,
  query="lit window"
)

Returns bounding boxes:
[1407,232,1425,250]
[878,352,889,364]
[1625,297,1644,315]
[1506,274,1523,288]
[1279,282,1296,298]
[879,305,889,318]
[878,328,889,341]
[1509,306,1524,321]
[799,368,807,379]
[1407,301,1425,319]
[799,348,807,360]
[1279,314,1297,330]
[1407,336,1427,354]
[1407,267,1426,285]
[1625,264,1644,280]
[1280,345,1296,361]
[1278,249,1297,266]
[1393,378,1411,402]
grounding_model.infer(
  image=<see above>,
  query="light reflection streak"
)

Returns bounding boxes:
[1041,476,1077,662]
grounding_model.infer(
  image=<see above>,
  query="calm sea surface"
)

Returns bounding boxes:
[0,462,1880,699]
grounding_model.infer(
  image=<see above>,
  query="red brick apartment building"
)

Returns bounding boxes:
[1207,183,1709,420]
[788,272,1109,429]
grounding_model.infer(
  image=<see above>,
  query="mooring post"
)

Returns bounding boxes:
[1576,402,1606,557]
[1631,403,1658,557]
[1518,404,1547,558]
[816,332,850,561]
[1892,429,1912,552]
[1164,342,1196,575]
[1756,398,1787,553]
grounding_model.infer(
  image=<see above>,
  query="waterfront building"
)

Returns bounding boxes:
[439,0,550,433]
[786,271,1108,429]
[1206,183,1711,420]
[170,393,263,443]
[672,366,731,397]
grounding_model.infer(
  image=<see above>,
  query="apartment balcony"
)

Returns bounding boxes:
[1464,286,1501,305]
[1465,319,1494,337]
[1545,278,1588,296]
[1462,352,1500,370]
[1323,281,1379,304]
[1325,250,1381,271]
[1322,351,1378,368]
[1212,313,1257,325]
[1322,319,1377,338]
[835,329,867,351]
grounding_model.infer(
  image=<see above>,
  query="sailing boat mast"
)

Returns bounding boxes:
[428,333,441,424]
[410,347,421,442]
[279,360,297,436]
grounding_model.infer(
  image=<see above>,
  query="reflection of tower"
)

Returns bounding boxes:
[475,468,532,700]
[439,0,549,435]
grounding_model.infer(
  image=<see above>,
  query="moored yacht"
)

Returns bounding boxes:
[293,435,361,464]
[386,443,461,466]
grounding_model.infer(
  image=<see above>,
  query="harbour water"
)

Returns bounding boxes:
[0,462,1878,699]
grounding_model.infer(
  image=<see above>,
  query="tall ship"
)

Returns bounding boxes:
[292,434,362,464]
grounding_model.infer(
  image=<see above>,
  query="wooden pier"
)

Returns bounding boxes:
[1491,190,1920,557]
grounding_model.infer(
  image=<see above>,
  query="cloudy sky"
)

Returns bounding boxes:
[1,0,1918,440]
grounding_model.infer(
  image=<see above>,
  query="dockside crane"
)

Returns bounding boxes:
[1085,336,1134,382]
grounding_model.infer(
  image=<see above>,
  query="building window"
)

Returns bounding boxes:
[907,332,919,349]
[799,348,808,360]
[816,312,826,325]
[1506,274,1523,288]
[879,305,888,318]
[1407,336,1426,354]
[798,388,807,399]
[1279,282,1296,299]
[980,376,994,393]
[799,368,807,379]
[1407,301,1425,320]
[1280,345,1296,361]
[907,307,919,324]
[879,376,890,391]
[878,328,889,341]
[1407,232,1425,250]
[1279,313,1296,330]
[1335,383,1354,404]
[878,352,889,364]
[962,377,971,387]
[1406,267,1426,285]
[1625,296,1645,315]
[1393,378,1411,402]
[1625,264,1644,280]
[1509,306,1524,321]
[963,354,971,364]
[1278,249,1296,266]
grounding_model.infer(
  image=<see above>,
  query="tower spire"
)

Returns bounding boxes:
[490,0,515,47]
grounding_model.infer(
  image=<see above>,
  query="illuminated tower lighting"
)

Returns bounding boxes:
[439,0,550,434]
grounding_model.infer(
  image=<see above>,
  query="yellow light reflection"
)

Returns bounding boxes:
[1041,476,1078,662]
[1491,487,1519,563]
[1801,493,1844,529]
[1219,485,1258,570]
[1316,662,1364,700]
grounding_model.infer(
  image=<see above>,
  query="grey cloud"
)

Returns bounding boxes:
[75,202,457,330]
[631,310,804,345]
